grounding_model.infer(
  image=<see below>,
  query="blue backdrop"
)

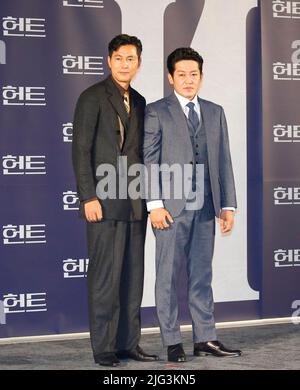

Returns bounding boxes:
[1,0,298,339]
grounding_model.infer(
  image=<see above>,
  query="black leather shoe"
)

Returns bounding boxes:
[167,343,186,362]
[96,353,120,367]
[194,340,242,358]
[116,345,159,362]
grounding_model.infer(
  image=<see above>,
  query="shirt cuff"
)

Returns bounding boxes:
[81,197,98,204]
[221,207,236,212]
[147,200,164,212]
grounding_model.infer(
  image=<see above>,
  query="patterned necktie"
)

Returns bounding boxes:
[186,102,199,131]
[123,91,130,114]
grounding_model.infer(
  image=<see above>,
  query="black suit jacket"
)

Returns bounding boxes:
[72,75,147,221]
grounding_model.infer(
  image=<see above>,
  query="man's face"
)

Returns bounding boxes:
[168,60,203,100]
[108,44,140,85]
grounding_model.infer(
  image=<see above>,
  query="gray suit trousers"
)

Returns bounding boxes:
[154,209,217,346]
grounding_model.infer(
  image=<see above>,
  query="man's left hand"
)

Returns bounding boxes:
[219,210,235,234]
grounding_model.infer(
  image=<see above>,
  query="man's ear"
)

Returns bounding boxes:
[107,55,111,69]
[167,73,174,85]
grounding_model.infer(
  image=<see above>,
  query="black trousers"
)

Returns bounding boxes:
[86,218,147,361]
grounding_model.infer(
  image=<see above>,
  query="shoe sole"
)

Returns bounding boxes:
[194,352,242,358]
[98,363,120,367]
[168,358,187,362]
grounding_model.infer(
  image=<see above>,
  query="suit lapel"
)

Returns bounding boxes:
[166,93,193,150]
[105,76,130,131]
[198,98,214,168]
[122,89,138,153]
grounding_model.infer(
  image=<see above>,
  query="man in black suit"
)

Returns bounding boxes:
[72,34,158,367]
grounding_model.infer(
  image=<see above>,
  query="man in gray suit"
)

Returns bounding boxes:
[143,47,242,362]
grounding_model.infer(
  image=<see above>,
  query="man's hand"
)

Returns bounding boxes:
[150,208,174,230]
[219,210,235,233]
[84,199,103,222]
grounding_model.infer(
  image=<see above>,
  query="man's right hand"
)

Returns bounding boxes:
[150,208,174,230]
[84,199,103,222]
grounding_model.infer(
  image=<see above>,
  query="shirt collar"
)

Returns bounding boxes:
[174,90,199,111]
[111,75,129,97]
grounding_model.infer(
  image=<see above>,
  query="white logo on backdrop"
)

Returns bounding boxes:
[273,62,300,80]
[273,124,300,142]
[273,41,300,80]
[2,17,46,37]
[62,55,104,75]
[274,249,300,267]
[63,191,79,211]
[2,293,47,314]
[2,155,46,175]
[63,259,89,278]
[2,86,46,106]
[63,123,73,143]
[3,224,46,245]
[272,0,300,18]
[274,187,300,205]
[63,0,104,8]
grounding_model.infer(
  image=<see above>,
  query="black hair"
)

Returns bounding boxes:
[167,47,203,76]
[108,34,142,58]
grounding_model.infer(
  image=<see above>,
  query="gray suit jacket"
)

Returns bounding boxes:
[143,92,237,217]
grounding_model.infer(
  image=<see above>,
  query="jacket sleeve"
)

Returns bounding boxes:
[143,104,162,203]
[72,90,100,202]
[219,107,237,208]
